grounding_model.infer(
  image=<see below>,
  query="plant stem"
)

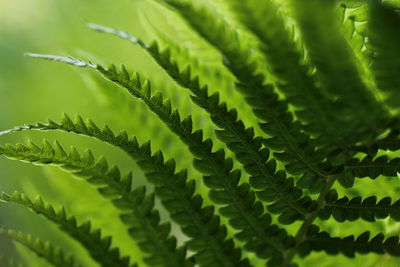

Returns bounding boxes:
[282,175,336,266]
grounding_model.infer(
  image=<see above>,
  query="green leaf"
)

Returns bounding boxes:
[0,140,189,267]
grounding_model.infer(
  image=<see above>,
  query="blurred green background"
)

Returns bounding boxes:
[1,0,400,266]
[0,1,186,266]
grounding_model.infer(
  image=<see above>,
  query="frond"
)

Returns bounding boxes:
[338,4,377,95]
[299,226,400,258]
[0,191,133,267]
[126,142,250,267]
[25,54,302,263]
[152,0,330,193]
[86,23,313,223]
[0,228,79,267]
[242,79,329,193]
[319,189,400,222]
[367,1,400,108]
[4,0,400,266]
[0,114,295,265]
[226,0,353,155]
[0,117,251,266]
[335,155,400,187]
[292,0,389,143]
[0,140,190,267]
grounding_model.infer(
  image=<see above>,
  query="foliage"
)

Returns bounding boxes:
[1,0,400,266]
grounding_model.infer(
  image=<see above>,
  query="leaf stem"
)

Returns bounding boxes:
[282,175,336,266]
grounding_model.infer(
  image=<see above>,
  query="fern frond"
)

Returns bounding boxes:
[0,140,190,267]
[125,142,252,267]
[153,0,330,193]
[98,59,297,231]
[0,228,79,267]
[0,118,252,266]
[299,226,400,258]
[335,155,400,187]
[338,5,377,95]
[367,1,400,108]
[226,0,353,155]
[6,1,400,266]
[292,0,389,143]
[0,191,133,267]
[86,22,313,222]
[25,53,304,263]
[318,189,400,222]
[0,114,296,265]
[0,254,22,267]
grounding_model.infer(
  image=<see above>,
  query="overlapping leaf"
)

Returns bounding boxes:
[0,114,295,265]
[86,23,314,224]
[0,140,189,267]
[154,0,331,193]
[227,0,354,158]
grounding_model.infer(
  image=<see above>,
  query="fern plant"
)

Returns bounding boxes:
[1,0,400,266]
